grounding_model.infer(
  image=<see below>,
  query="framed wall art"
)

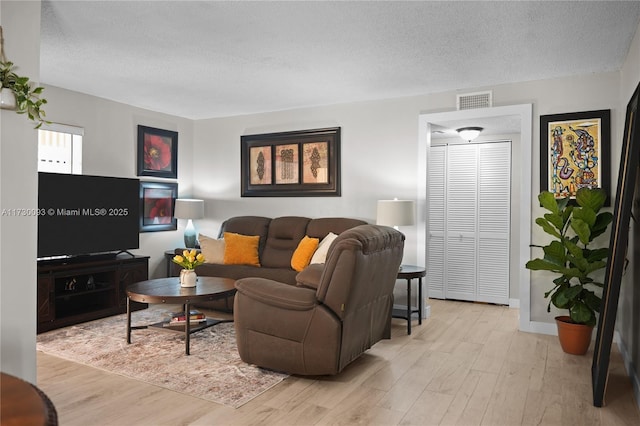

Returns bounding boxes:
[540,109,611,205]
[241,127,341,197]
[592,83,640,407]
[139,181,177,232]
[137,125,178,179]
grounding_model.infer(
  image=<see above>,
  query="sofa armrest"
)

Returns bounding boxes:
[295,263,324,290]
[235,277,317,311]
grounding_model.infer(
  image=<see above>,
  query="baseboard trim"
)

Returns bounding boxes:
[528,321,622,344]
[528,321,558,336]
[617,337,640,411]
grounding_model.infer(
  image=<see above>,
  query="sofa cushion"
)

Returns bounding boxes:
[198,233,225,264]
[310,232,338,264]
[291,236,319,272]
[218,216,271,257]
[196,263,299,285]
[261,216,310,268]
[295,263,324,290]
[306,217,367,239]
[223,232,261,266]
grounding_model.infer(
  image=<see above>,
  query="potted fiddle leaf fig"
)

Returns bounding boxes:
[526,187,612,355]
[0,59,48,128]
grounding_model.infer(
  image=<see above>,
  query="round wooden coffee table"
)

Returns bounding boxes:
[126,276,236,355]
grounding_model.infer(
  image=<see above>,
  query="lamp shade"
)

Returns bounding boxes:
[376,199,416,227]
[174,199,204,220]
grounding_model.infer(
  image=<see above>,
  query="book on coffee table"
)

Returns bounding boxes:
[169,309,205,321]
[163,318,207,327]
[163,309,207,326]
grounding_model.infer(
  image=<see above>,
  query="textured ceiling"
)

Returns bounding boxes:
[39,1,640,120]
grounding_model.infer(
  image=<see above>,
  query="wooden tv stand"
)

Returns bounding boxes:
[37,254,149,333]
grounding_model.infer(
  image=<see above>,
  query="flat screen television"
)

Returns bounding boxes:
[37,172,140,259]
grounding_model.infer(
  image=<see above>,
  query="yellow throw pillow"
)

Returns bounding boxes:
[223,232,261,266]
[291,235,320,272]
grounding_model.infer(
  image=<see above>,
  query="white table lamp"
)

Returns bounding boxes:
[174,199,204,248]
[376,199,416,229]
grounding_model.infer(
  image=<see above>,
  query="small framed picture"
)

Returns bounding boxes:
[137,125,178,179]
[302,141,329,184]
[249,146,272,185]
[274,143,299,184]
[139,181,177,232]
[540,110,610,205]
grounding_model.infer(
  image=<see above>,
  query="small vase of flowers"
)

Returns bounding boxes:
[173,249,205,288]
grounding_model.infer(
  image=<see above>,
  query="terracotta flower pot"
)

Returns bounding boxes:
[555,315,594,355]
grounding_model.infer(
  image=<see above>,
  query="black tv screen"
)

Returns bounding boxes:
[38,172,140,259]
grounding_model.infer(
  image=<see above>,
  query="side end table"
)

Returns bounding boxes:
[164,250,180,277]
[392,265,426,335]
[164,250,175,277]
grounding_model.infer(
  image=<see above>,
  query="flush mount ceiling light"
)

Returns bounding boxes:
[456,126,484,142]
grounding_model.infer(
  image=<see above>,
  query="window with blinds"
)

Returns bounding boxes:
[38,123,83,174]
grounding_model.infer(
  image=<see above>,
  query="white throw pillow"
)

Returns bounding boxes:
[310,232,338,264]
[198,233,225,264]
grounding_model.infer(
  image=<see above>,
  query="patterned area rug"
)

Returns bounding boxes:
[36,308,288,408]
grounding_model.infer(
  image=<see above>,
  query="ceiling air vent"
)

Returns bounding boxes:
[456,91,492,110]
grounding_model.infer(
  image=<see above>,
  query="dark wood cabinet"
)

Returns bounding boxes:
[36,276,55,323]
[117,262,149,309]
[37,254,149,333]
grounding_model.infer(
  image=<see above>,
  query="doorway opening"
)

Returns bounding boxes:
[418,104,533,332]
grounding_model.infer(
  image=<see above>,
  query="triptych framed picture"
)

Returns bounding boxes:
[241,127,341,197]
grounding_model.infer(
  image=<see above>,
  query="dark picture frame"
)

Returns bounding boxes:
[241,127,341,197]
[137,125,178,179]
[139,181,177,232]
[592,83,640,407]
[540,110,611,205]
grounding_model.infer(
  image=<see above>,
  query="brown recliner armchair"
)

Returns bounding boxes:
[233,224,405,375]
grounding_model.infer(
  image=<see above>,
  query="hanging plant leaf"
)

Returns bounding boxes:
[1,54,49,128]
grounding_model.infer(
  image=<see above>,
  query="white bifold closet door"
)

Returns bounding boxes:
[427,141,511,305]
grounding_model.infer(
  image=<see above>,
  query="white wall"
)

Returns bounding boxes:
[0,0,40,382]
[194,71,622,324]
[193,98,424,266]
[40,86,196,278]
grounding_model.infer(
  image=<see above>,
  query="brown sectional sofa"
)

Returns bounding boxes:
[173,215,406,375]
[197,215,366,283]
[175,216,367,310]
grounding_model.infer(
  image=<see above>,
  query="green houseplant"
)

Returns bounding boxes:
[0,59,48,128]
[526,187,612,354]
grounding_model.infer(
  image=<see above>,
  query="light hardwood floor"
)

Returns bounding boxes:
[37,299,640,425]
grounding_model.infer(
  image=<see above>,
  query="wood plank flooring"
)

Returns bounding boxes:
[36,299,640,425]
